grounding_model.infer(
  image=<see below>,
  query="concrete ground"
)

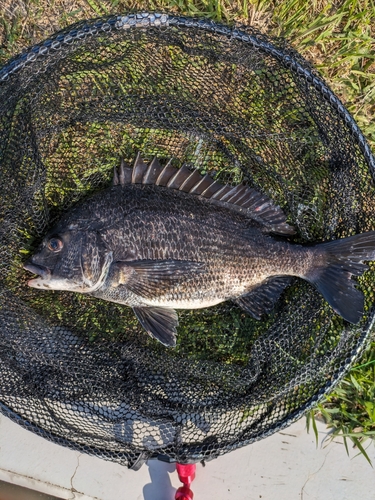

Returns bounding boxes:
[0,413,373,500]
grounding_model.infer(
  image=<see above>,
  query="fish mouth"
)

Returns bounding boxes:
[23,262,51,287]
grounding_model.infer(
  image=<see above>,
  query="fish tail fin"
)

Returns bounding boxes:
[305,231,375,324]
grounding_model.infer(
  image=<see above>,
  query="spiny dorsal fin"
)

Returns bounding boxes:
[113,165,119,186]
[155,159,175,186]
[113,158,132,186]
[113,155,295,235]
[167,165,192,189]
[132,152,148,183]
[143,156,163,184]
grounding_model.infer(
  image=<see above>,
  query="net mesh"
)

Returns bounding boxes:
[0,12,374,468]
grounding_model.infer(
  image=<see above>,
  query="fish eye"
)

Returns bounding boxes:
[47,237,63,252]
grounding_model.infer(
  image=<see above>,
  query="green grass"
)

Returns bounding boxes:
[307,342,375,465]
[1,0,375,462]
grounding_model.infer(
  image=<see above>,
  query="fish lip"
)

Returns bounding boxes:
[23,262,51,279]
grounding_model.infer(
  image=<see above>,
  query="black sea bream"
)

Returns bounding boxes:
[24,154,375,346]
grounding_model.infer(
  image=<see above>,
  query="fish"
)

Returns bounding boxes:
[24,153,375,347]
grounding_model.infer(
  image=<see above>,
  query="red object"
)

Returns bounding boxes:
[175,485,194,500]
[175,463,196,500]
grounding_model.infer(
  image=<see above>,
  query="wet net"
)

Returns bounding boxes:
[0,12,374,469]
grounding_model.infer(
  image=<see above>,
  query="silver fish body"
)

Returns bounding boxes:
[86,186,305,305]
[24,155,375,346]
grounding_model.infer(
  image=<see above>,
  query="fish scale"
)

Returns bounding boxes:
[24,156,375,347]
[96,186,290,293]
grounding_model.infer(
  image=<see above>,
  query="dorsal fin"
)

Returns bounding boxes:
[113,155,295,235]
[178,170,203,192]
[220,185,248,204]
[132,152,148,183]
[155,159,175,186]
[166,165,192,189]
[113,158,132,186]
[143,157,163,184]
[188,174,216,195]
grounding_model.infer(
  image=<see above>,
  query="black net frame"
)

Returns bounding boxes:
[0,12,374,468]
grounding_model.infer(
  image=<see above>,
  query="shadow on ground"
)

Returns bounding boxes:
[143,460,176,500]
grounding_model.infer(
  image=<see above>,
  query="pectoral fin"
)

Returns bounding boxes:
[133,306,178,347]
[232,276,292,319]
[111,259,204,298]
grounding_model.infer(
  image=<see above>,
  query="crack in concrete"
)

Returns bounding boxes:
[68,453,81,500]
[301,449,331,499]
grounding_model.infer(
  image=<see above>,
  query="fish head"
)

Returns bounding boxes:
[24,227,112,293]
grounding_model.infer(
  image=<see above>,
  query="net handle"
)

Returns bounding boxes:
[175,463,196,499]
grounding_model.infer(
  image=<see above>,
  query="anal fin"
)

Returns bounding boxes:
[133,306,178,347]
[232,276,292,319]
